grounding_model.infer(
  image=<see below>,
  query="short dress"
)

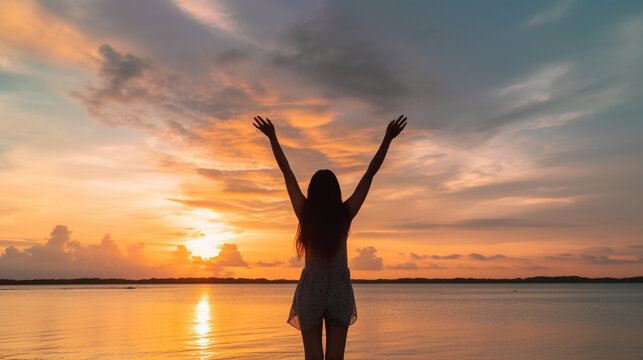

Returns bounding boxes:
[287,237,358,332]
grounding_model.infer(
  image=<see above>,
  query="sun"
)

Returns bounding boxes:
[179,208,229,259]
[186,236,221,259]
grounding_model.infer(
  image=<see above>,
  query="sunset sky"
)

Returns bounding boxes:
[1,0,642,280]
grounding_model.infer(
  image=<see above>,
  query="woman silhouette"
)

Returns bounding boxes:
[253,115,407,360]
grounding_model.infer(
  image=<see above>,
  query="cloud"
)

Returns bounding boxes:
[255,260,284,267]
[397,218,572,230]
[544,247,643,265]
[88,44,149,104]
[0,239,38,247]
[410,253,428,260]
[350,246,383,270]
[0,225,156,279]
[173,0,241,38]
[387,261,418,270]
[0,0,96,65]
[173,244,193,264]
[194,243,248,273]
[525,0,574,26]
[410,253,461,261]
[580,254,643,265]
[468,253,507,261]
[0,226,251,279]
[496,64,571,107]
[211,48,249,66]
[73,43,259,135]
[288,256,304,268]
[546,253,575,261]
[196,167,281,194]
[271,6,408,111]
[431,254,462,260]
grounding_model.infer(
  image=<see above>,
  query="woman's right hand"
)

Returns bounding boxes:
[253,116,276,139]
[385,114,408,140]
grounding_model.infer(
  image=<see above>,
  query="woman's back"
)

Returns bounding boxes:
[252,114,407,359]
[288,235,357,331]
[304,233,350,271]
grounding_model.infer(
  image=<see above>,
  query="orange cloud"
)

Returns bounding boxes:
[0,225,155,279]
[0,0,97,65]
[350,246,384,270]
[0,226,253,279]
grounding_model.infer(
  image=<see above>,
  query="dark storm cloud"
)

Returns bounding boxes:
[74,44,150,108]
[74,43,259,139]
[98,44,148,97]
[37,0,234,67]
[271,7,408,111]
[212,48,249,66]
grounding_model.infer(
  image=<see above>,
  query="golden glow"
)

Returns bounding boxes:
[186,237,222,259]
[192,293,212,351]
[0,0,97,65]
[181,208,230,259]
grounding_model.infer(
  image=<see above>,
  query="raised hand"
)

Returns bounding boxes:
[385,114,408,141]
[253,115,306,217]
[253,116,276,139]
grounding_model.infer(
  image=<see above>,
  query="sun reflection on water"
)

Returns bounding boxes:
[193,293,212,355]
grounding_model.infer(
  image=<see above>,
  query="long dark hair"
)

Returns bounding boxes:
[295,169,352,262]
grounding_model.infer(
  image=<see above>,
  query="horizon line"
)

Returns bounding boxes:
[2,275,643,285]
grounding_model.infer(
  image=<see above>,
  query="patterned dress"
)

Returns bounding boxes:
[287,237,358,331]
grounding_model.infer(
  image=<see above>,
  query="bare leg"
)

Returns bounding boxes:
[324,319,348,360]
[301,321,323,360]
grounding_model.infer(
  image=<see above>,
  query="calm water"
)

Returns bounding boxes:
[1,283,642,359]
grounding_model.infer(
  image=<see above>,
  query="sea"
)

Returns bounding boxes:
[1,283,642,359]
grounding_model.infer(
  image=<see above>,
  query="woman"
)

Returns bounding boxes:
[253,115,407,360]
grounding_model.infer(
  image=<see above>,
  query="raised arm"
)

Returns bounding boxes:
[253,116,306,219]
[345,115,407,219]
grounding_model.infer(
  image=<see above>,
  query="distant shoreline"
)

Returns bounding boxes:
[1,276,642,285]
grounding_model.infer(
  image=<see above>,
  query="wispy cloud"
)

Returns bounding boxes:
[396,218,572,230]
[525,0,575,26]
[255,260,284,267]
[468,253,507,261]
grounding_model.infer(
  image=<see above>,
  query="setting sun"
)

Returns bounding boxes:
[186,237,222,259]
